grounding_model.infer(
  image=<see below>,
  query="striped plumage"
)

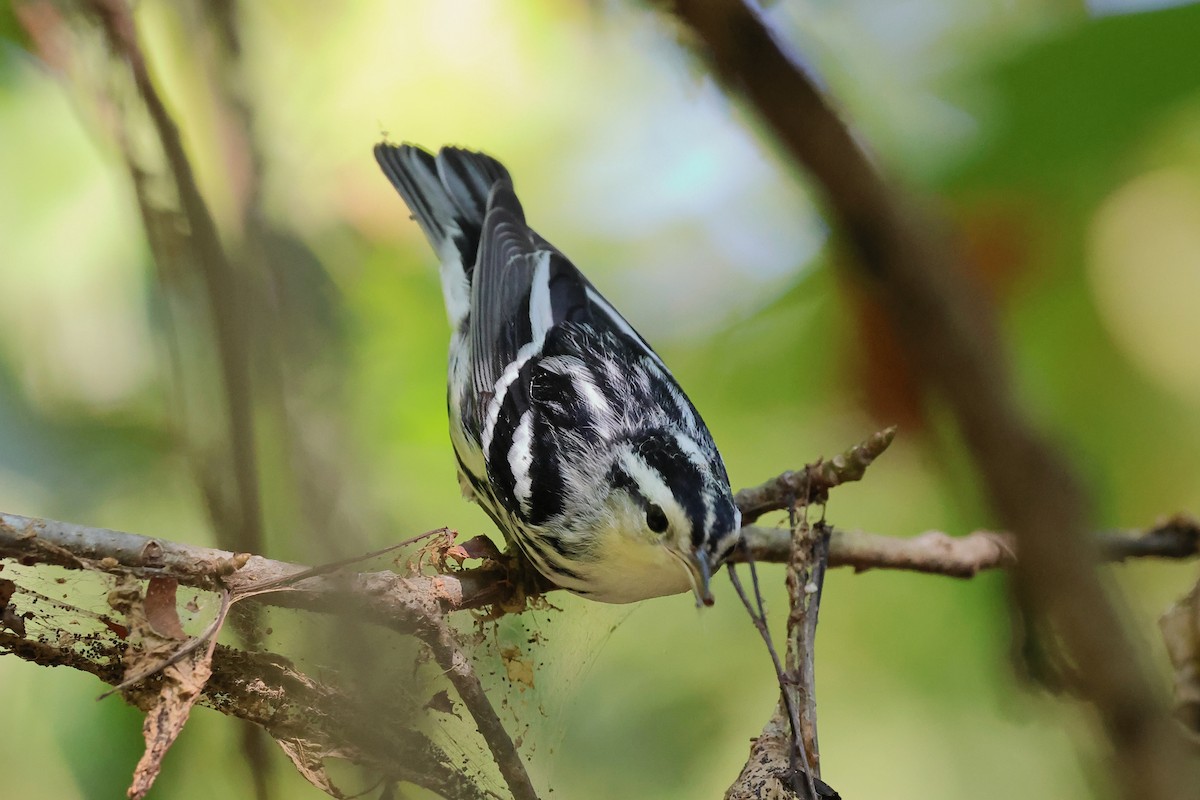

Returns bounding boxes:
[374,143,740,604]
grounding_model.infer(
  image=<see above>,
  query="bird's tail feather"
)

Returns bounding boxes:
[374,142,510,272]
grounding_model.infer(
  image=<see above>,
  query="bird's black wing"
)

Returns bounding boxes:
[469,182,589,425]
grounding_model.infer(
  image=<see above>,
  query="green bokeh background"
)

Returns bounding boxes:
[3,1,1200,798]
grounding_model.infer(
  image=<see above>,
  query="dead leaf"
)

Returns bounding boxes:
[448,535,503,564]
[500,645,535,692]
[109,575,221,799]
[1160,579,1200,740]
[0,578,21,637]
[103,619,130,639]
[2,604,27,638]
[144,577,187,640]
[275,738,349,799]
[126,639,215,798]
[423,689,460,719]
[441,546,473,567]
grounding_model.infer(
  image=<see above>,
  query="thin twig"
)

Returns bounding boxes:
[740,526,1018,576]
[796,522,832,793]
[785,497,820,800]
[727,563,805,786]
[739,518,1200,575]
[735,427,896,525]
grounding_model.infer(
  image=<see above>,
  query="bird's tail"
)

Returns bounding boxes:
[373,142,511,278]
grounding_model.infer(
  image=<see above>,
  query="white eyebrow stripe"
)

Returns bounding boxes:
[619,450,689,536]
[672,431,716,544]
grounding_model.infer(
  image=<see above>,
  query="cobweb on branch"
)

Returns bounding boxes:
[449,592,635,795]
[0,561,221,671]
[0,537,634,799]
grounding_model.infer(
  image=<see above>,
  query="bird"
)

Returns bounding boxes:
[373,142,741,604]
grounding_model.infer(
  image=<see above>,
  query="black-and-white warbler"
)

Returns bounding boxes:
[374,143,741,604]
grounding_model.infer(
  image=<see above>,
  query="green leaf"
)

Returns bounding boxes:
[951,3,1200,190]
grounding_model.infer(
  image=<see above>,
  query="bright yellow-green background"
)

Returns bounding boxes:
[3,1,1200,798]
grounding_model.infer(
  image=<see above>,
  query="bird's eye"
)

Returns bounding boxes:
[645,503,669,534]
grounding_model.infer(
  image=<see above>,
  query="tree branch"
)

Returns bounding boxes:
[0,510,537,800]
[742,516,1200,577]
[5,511,1197,622]
[4,485,1198,800]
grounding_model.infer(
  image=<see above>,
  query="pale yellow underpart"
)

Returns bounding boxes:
[576,492,698,604]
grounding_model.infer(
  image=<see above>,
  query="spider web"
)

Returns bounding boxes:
[243,564,633,797]
[0,560,221,670]
[0,547,633,799]
[452,593,635,795]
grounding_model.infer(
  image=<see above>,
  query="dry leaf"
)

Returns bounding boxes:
[500,645,535,692]
[275,738,349,799]
[0,578,22,637]
[2,605,27,638]
[1160,579,1200,740]
[144,577,187,640]
[448,535,503,564]
[110,575,220,799]
[127,647,214,798]
[423,689,460,719]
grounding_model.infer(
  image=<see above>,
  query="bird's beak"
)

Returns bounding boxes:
[690,548,715,608]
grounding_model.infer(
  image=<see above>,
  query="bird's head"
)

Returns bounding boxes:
[587,428,741,605]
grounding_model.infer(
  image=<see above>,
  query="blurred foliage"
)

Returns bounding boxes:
[1,1,1200,799]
